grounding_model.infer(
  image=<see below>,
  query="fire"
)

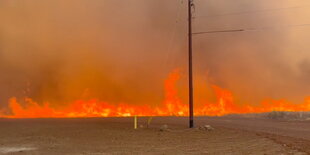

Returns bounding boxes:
[4,98,157,118]
[199,86,310,116]
[0,70,309,118]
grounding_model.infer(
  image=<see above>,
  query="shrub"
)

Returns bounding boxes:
[267,111,286,119]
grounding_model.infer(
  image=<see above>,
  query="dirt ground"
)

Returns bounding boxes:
[0,117,308,154]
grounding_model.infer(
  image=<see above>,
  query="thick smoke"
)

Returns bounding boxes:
[0,0,184,108]
[194,0,310,104]
[0,0,310,109]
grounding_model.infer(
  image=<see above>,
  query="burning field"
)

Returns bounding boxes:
[1,68,309,154]
[1,70,310,118]
[1,0,310,118]
[1,0,310,154]
[1,0,310,119]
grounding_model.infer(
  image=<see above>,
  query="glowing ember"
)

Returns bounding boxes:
[0,70,309,118]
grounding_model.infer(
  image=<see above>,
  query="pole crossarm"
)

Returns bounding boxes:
[193,29,245,35]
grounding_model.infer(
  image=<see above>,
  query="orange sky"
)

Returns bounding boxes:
[1,0,310,111]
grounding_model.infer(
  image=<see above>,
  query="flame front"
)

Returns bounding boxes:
[0,70,309,118]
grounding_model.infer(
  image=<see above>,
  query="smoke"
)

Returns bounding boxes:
[0,0,310,109]
[0,0,185,108]
[193,0,310,104]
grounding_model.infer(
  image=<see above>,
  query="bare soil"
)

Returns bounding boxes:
[0,117,308,154]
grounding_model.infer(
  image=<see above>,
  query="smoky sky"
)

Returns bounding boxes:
[0,0,310,108]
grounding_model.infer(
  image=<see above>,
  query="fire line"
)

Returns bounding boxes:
[0,70,309,118]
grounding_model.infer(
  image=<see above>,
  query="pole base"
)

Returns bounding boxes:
[189,120,194,128]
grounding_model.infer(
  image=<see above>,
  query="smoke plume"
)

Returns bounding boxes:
[1,0,310,109]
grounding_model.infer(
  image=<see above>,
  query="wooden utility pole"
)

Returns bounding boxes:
[188,0,194,128]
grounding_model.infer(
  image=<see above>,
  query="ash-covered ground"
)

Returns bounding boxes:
[0,116,309,154]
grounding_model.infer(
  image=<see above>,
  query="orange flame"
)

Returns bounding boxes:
[0,70,309,118]
[200,86,310,116]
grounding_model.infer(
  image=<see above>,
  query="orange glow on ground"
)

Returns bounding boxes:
[1,70,309,118]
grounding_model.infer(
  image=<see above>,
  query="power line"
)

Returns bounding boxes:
[193,23,310,35]
[193,5,310,19]
[165,0,184,63]
[247,23,310,31]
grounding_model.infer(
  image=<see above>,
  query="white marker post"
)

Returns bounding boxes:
[134,116,138,129]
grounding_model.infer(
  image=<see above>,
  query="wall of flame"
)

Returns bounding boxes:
[1,0,310,118]
[1,70,309,118]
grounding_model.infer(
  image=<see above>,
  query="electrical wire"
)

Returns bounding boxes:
[193,5,310,19]
[163,0,184,67]
[193,23,310,35]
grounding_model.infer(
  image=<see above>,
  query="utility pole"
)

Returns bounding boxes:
[188,0,194,128]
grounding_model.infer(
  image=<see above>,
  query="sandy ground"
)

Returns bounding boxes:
[0,117,308,154]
